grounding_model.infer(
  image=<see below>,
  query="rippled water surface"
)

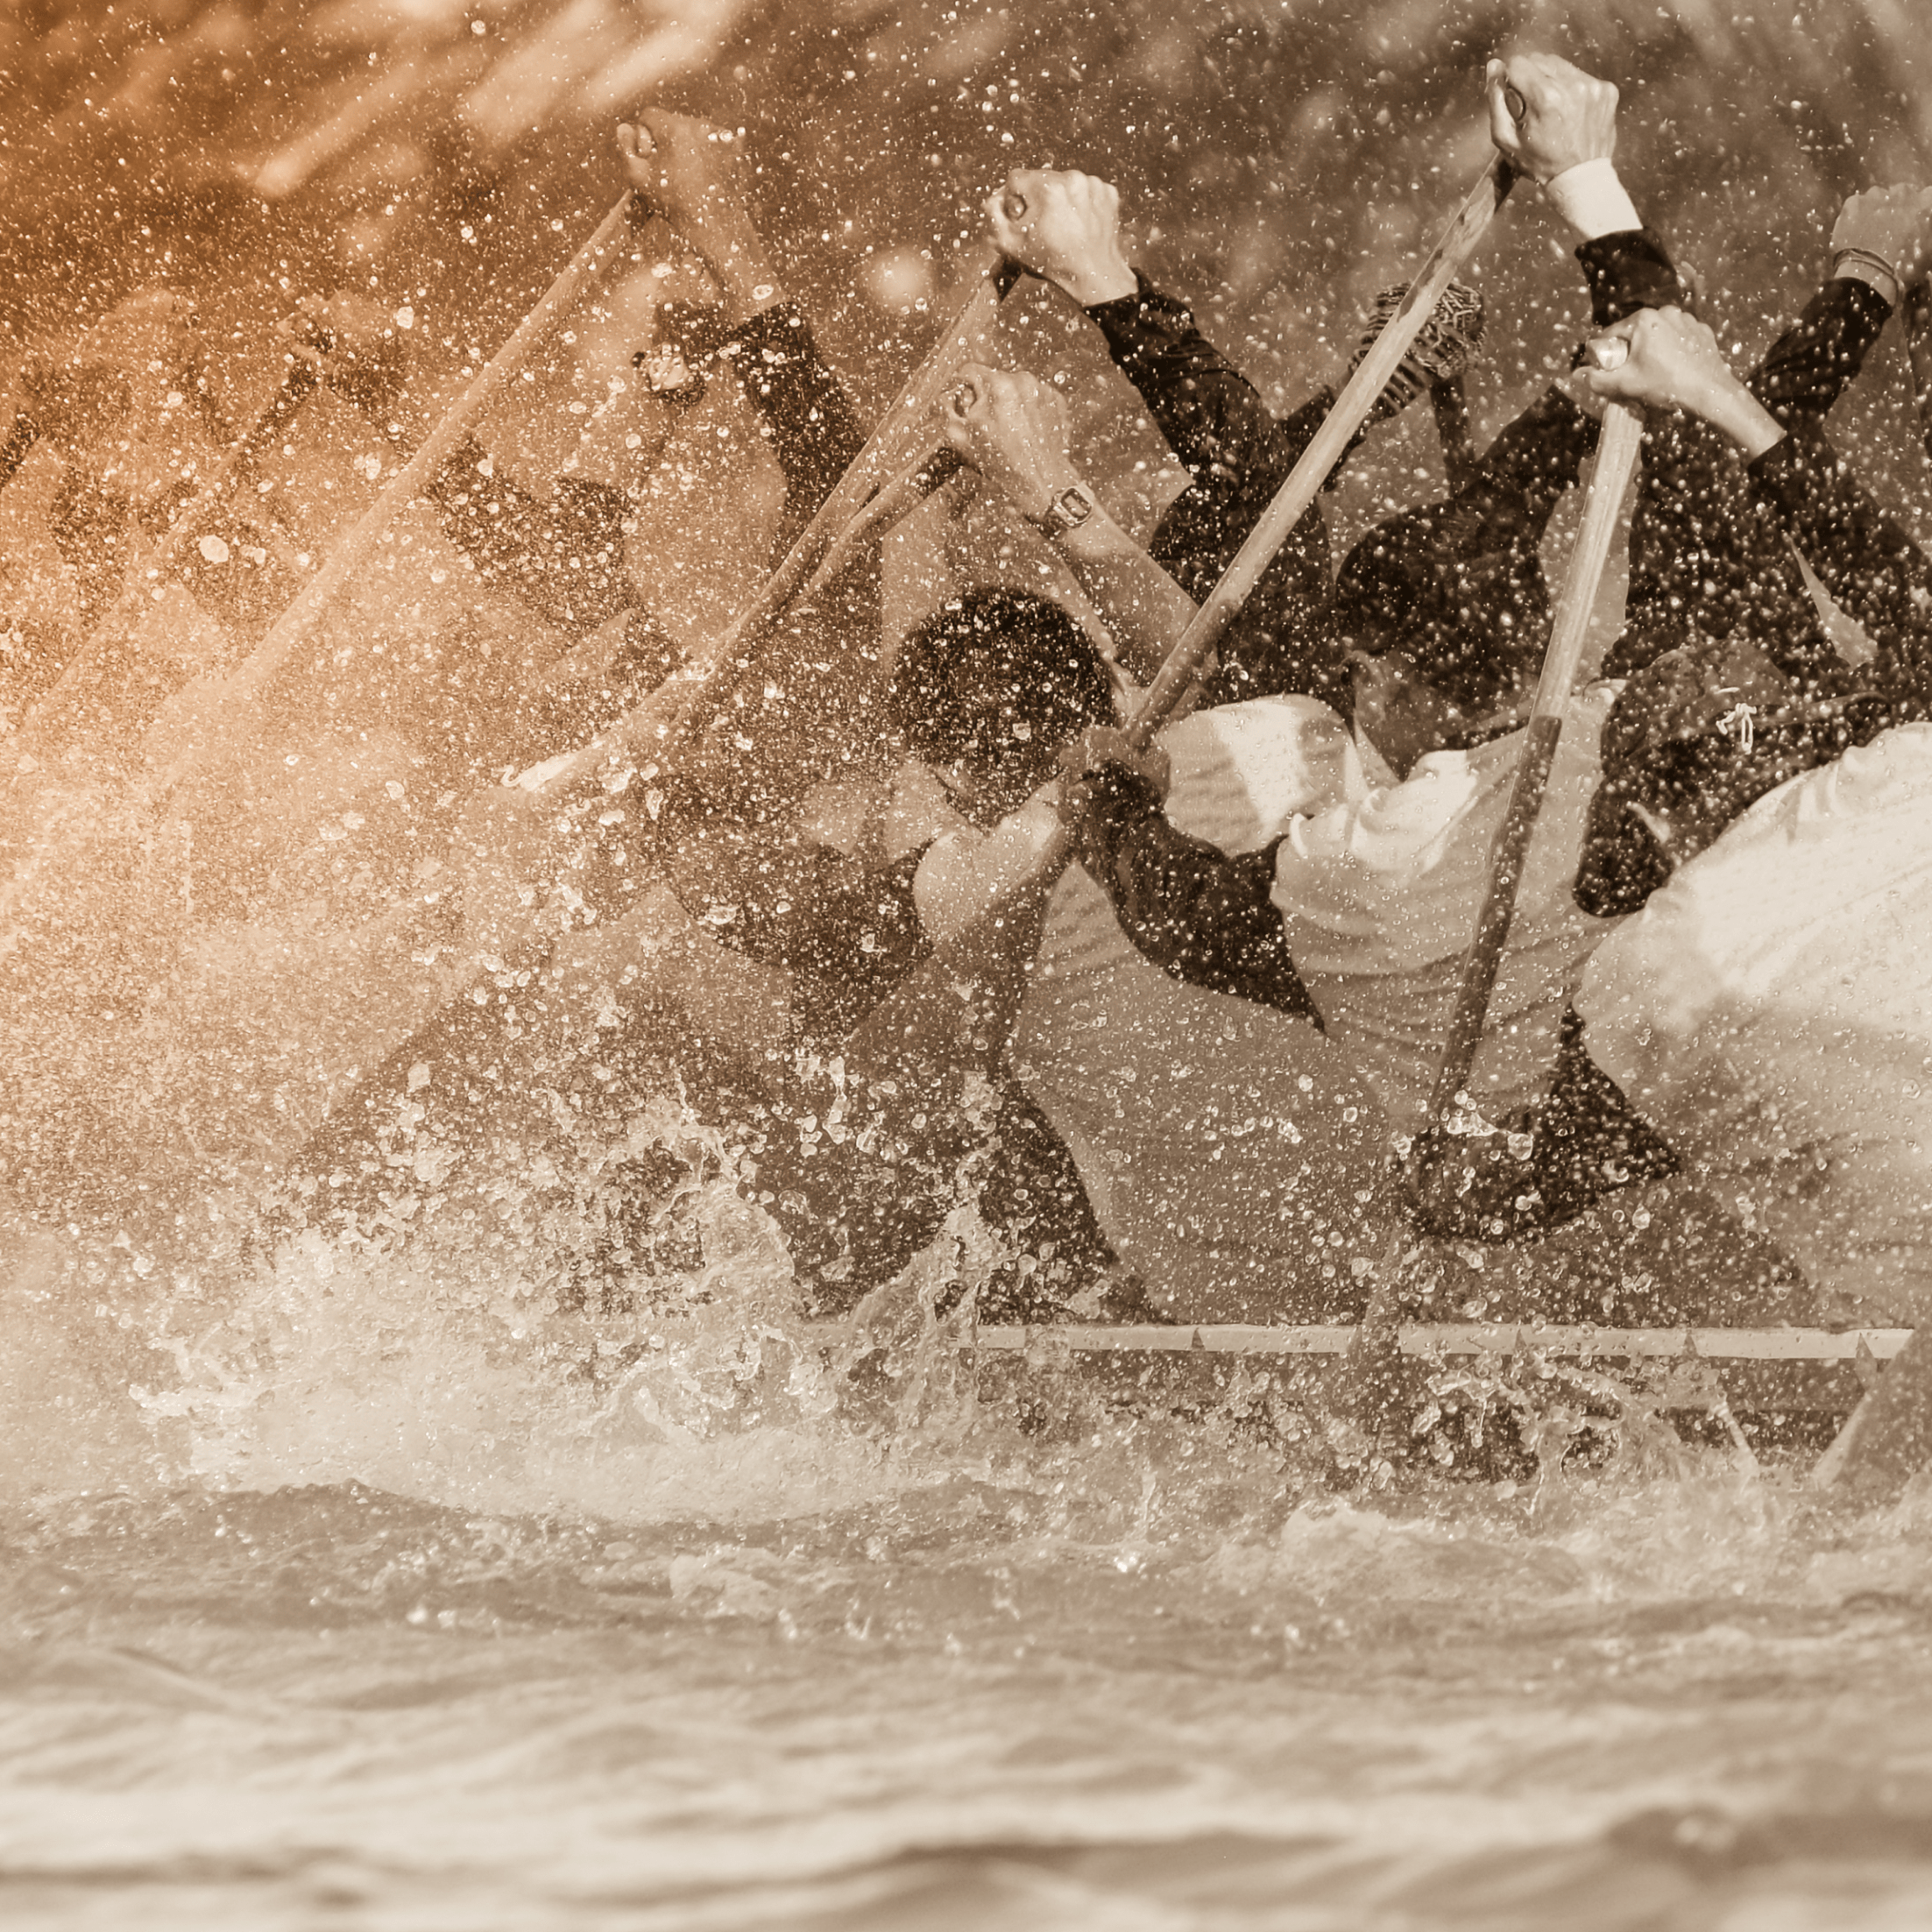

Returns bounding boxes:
[7,1214,1932,1932]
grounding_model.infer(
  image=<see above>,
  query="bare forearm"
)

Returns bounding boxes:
[1055,511,1198,684]
[1683,370,1787,460]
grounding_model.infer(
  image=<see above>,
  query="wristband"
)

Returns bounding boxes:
[1830,246,1901,309]
[1542,158,1642,241]
[1027,482,1097,538]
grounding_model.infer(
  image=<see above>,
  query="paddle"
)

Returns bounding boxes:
[843,154,1521,1079]
[19,359,323,759]
[1811,1328,1932,1502]
[145,190,643,802]
[1338,398,1646,1432]
[275,258,1026,1180]
[513,256,1023,800]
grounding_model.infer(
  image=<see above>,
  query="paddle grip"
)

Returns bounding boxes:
[1423,400,1644,1123]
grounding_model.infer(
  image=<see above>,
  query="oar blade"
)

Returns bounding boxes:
[1814,1327,1932,1504]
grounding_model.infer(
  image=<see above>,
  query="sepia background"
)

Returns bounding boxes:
[6,10,1932,1931]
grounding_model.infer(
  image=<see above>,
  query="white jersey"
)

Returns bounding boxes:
[1013,695,1382,1322]
[1275,682,1622,1131]
[1577,721,1932,1324]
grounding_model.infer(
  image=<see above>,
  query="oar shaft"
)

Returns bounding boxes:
[1124,155,1518,753]
[792,448,964,611]
[916,157,1520,983]
[1426,400,1643,1120]
[521,259,1016,796]
[155,192,639,789]
[647,446,968,782]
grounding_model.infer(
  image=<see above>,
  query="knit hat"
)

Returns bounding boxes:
[1575,630,1873,914]
[886,587,1116,821]
[1348,280,1487,427]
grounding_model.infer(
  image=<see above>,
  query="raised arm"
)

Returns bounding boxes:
[1744,187,1918,430]
[982,168,1310,489]
[1487,51,1688,322]
[1588,298,1932,641]
[620,113,864,551]
[939,362,1196,685]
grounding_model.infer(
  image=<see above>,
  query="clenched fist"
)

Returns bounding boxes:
[942,362,1082,526]
[1484,53,1617,183]
[1831,184,1932,301]
[982,169,1136,308]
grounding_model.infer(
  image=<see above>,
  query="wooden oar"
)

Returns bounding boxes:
[1121,157,1518,759]
[1813,1301,1932,1500]
[147,190,642,801]
[515,258,1023,799]
[790,448,966,612]
[844,154,1521,1079]
[1426,403,1645,1124]
[20,360,322,757]
[1340,399,1646,1424]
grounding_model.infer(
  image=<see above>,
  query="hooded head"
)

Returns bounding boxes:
[1573,629,1870,916]
[887,588,1115,824]
[1334,494,1552,722]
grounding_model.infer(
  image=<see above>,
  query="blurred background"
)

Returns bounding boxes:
[5,0,1932,456]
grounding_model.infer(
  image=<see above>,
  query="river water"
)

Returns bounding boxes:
[6,1183,1932,1931]
[10,2,1932,1925]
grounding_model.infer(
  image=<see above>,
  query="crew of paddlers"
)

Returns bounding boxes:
[9,53,1932,1345]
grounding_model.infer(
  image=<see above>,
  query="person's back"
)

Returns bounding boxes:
[1016,691,1383,1320]
[1579,722,1932,1322]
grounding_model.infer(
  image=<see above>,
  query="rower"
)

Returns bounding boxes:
[1048,57,1683,1137]
[419,110,868,770]
[980,162,1485,711]
[1426,234,1932,1334]
[0,291,225,680]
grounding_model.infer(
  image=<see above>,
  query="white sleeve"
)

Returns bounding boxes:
[911,789,1063,947]
[1542,158,1643,243]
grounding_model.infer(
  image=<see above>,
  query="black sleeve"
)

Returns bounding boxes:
[426,435,633,640]
[1575,227,1691,326]
[1747,421,1932,716]
[1584,227,1838,685]
[1572,773,1675,920]
[1530,1008,1681,1221]
[1084,273,1329,488]
[1085,274,1342,708]
[0,411,39,491]
[1468,385,1598,530]
[707,303,867,556]
[1067,763,1321,1023]
[1749,276,1893,428]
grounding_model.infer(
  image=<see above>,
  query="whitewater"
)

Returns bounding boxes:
[9,3,1932,1926]
[3,1163,1931,1930]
